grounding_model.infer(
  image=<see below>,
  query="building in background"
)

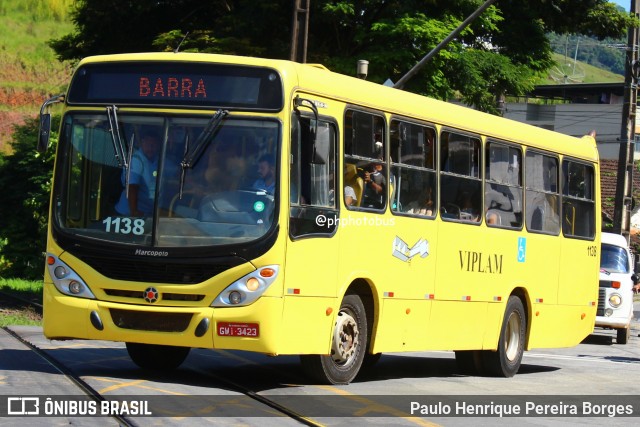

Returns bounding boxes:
[504,82,634,160]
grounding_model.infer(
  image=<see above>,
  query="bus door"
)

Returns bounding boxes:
[280,110,339,354]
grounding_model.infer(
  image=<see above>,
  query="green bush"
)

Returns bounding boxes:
[0,116,58,279]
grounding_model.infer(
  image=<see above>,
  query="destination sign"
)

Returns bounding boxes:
[67,61,283,110]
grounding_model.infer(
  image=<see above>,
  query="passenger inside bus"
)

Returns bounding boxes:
[362,161,386,209]
[458,191,480,222]
[405,186,434,216]
[343,163,363,207]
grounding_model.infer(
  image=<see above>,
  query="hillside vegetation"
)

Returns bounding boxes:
[0,0,73,152]
[537,53,624,85]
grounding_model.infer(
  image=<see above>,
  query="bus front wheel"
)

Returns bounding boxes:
[126,343,190,370]
[300,294,367,385]
[482,296,526,377]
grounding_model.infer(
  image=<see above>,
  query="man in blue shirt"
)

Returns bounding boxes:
[253,154,275,194]
[115,131,160,216]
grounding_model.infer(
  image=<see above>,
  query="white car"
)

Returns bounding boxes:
[596,232,637,344]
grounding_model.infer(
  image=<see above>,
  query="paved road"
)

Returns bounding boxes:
[1,301,639,426]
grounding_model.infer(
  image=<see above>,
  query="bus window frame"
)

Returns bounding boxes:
[388,115,438,220]
[561,157,596,241]
[289,112,339,241]
[439,127,483,225]
[484,138,524,230]
[524,148,561,236]
[343,107,388,213]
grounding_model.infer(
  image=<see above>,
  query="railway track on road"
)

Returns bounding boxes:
[2,310,324,425]
[2,325,137,426]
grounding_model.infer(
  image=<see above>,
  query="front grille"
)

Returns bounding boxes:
[76,255,235,284]
[104,289,205,302]
[596,288,606,316]
[110,309,192,332]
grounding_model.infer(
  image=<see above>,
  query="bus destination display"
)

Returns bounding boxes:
[66,62,283,110]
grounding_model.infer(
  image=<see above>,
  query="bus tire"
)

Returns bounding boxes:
[300,294,367,385]
[482,296,526,377]
[126,343,190,370]
[617,327,630,344]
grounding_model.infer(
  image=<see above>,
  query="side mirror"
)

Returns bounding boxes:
[37,94,64,153]
[37,113,51,153]
[631,273,639,285]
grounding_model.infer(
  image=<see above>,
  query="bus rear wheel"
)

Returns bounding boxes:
[300,294,367,385]
[126,343,190,370]
[482,296,526,377]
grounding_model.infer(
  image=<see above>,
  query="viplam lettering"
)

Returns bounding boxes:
[459,250,503,274]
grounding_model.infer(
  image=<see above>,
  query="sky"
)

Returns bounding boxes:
[611,0,629,10]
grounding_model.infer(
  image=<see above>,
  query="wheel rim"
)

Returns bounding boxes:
[504,311,521,361]
[331,309,360,366]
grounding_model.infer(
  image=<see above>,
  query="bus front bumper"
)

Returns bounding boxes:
[43,289,283,354]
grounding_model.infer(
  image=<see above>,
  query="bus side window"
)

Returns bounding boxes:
[290,114,337,238]
[484,140,523,228]
[344,110,387,211]
[390,119,437,217]
[561,160,595,238]
[525,151,560,234]
[440,131,481,223]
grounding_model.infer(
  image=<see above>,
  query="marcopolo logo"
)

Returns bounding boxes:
[134,249,169,257]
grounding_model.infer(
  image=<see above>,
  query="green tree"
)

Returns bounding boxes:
[50,0,636,113]
[0,118,58,279]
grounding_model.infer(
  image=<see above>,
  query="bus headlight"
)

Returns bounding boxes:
[46,253,95,299]
[211,265,279,307]
[608,293,622,308]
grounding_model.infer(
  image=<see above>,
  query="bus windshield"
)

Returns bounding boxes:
[600,243,630,274]
[54,113,279,248]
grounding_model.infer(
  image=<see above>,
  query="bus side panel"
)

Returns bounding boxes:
[434,223,534,303]
[557,238,599,307]
[371,299,431,353]
[277,295,337,354]
[514,233,560,305]
[526,303,596,349]
[482,301,507,350]
[424,300,487,350]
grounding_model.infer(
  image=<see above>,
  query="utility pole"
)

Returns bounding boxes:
[613,0,640,244]
[394,0,498,89]
[289,0,310,63]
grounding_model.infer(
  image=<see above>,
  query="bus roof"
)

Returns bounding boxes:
[75,52,598,162]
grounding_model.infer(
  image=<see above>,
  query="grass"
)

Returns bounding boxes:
[0,0,74,151]
[0,278,42,326]
[537,53,624,84]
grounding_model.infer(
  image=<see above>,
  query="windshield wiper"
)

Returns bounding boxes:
[106,106,128,168]
[179,109,228,198]
[106,105,136,199]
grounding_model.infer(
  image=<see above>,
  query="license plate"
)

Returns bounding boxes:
[217,322,259,337]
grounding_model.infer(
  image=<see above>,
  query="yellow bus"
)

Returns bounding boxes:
[38,52,600,384]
